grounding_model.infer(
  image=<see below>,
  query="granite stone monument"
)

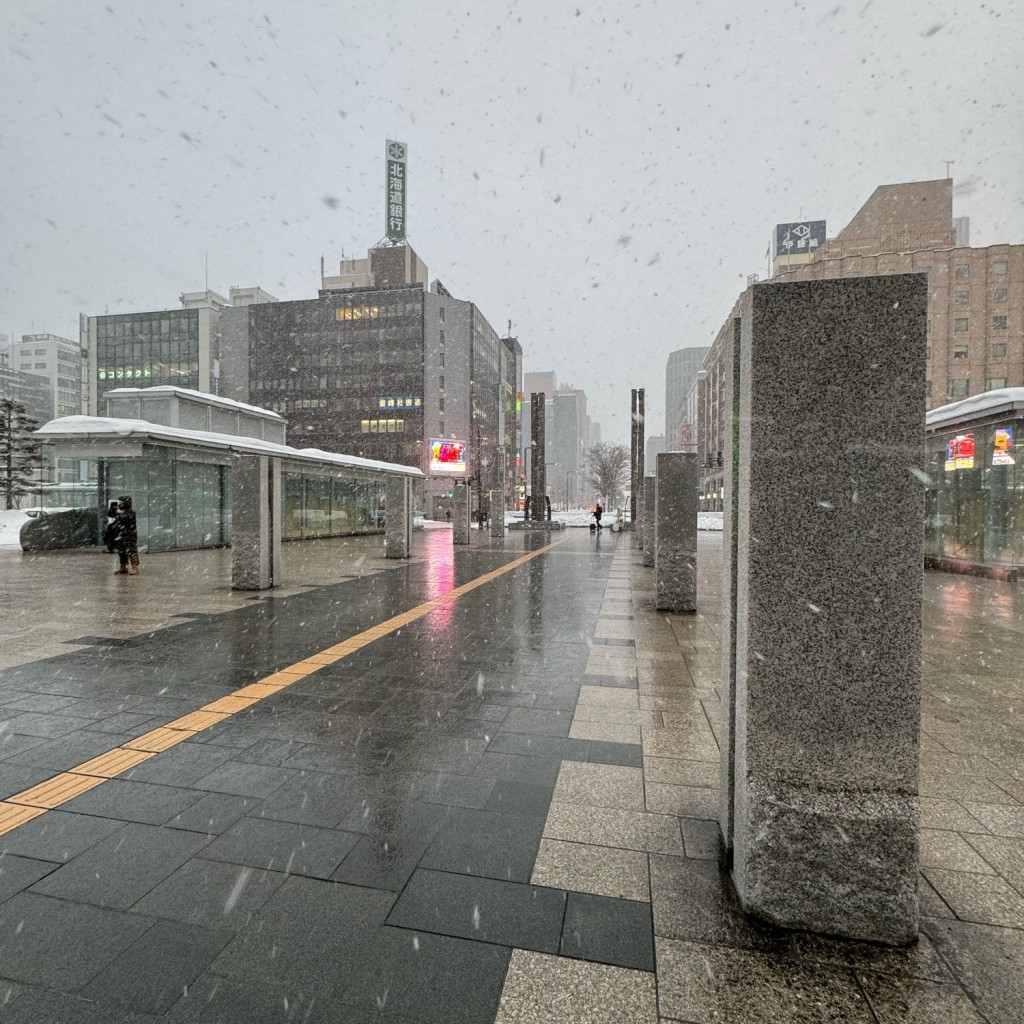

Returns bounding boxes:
[655,452,697,612]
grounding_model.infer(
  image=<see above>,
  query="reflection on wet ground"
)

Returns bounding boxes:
[0,528,1020,1022]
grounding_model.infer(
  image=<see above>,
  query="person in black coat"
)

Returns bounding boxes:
[594,502,604,531]
[102,500,119,553]
[112,494,140,575]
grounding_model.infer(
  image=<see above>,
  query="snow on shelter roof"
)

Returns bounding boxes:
[104,386,284,421]
[926,388,1024,431]
[34,416,423,478]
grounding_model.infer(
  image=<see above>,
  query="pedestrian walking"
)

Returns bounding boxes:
[111,494,140,575]
[594,502,603,531]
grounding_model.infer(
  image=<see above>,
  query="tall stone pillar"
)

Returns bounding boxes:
[231,454,281,590]
[654,452,697,612]
[630,389,638,529]
[642,476,656,567]
[726,276,927,944]
[385,475,413,559]
[530,394,546,522]
[488,489,505,538]
[452,482,471,544]
[633,388,646,546]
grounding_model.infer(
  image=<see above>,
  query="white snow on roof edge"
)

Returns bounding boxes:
[105,386,284,420]
[34,417,423,478]
[926,388,1024,430]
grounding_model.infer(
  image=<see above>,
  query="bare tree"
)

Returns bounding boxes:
[587,442,629,506]
[0,399,42,510]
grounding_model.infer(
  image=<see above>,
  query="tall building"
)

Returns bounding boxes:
[665,347,710,450]
[646,434,667,470]
[227,243,520,516]
[551,387,589,509]
[9,334,83,419]
[0,350,52,425]
[85,285,278,413]
[776,179,1021,409]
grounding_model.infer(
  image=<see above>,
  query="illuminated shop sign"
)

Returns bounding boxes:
[98,367,153,381]
[336,305,379,320]
[378,397,421,410]
[429,438,467,475]
[945,433,975,471]
[386,139,408,241]
[993,427,1015,466]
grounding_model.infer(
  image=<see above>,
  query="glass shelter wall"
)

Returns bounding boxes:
[281,471,386,540]
[925,415,1024,568]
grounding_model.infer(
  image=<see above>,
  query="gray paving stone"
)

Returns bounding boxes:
[0,853,59,903]
[341,926,511,1023]
[166,792,260,835]
[420,807,545,883]
[0,891,154,990]
[199,817,360,878]
[30,822,210,910]
[3,711,96,738]
[80,920,234,1015]
[62,778,206,825]
[122,742,235,786]
[857,973,988,1023]
[0,982,155,1023]
[0,809,125,862]
[473,751,563,785]
[487,731,592,761]
[131,857,286,929]
[387,867,565,952]
[560,891,654,971]
[483,779,554,817]
[331,834,432,891]
[211,876,395,1000]
[192,760,298,798]
[922,867,1024,927]
[164,973,353,1023]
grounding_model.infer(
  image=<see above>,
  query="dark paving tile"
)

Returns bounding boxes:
[30,822,210,910]
[0,891,154,989]
[125,743,237,787]
[560,891,655,971]
[3,711,96,738]
[337,797,452,842]
[84,712,166,737]
[0,853,59,903]
[164,973,353,1023]
[211,876,395,1000]
[1,693,79,713]
[332,834,431,891]
[63,778,206,826]
[473,751,563,786]
[387,868,565,952]
[80,920,234,1015]
[589,740,644,767]
[167,793,260,835]
[500,707,573,737]
[584,674,638,688]
[131,857,286,929]
[419,807,545,883]
[0,762,53,800]
[341,926,511,1023]
[193,761,297,798]
[7,729,137,772]
[199,817,360,879]
[0,733,48,760]
[487,731,591,761]
[0,982,155,1023]
[483,779,555,817]
[791,929,953,983]
[408,770,496,809]
[252,770,374,827]
[0,809,126,862]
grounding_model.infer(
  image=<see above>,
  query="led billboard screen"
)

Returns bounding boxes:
[430,438,467,474]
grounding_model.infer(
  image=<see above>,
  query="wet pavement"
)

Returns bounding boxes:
[0,527,1022,1022]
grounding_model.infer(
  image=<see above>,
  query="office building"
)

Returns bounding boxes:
[0,350,52,425]
[9,334,84,419]
[85,285,278,414]
[665,346,710,451]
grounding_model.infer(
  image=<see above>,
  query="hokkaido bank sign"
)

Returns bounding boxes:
[386,140,407,241]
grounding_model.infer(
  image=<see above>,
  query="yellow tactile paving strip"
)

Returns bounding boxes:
[0,536,571,837]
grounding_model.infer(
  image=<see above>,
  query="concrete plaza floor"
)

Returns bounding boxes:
[0,527,1021,1022]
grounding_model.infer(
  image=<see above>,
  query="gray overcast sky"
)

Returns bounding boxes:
[2,0,1021,443]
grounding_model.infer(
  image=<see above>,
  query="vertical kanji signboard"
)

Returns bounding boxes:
[386,140,407,242]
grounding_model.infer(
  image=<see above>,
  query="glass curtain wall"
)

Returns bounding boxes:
[281,470,386,540]
[925,416,1024,568]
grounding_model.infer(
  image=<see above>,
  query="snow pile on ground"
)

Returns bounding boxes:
[698,511,724,532]
[504,509,605,529]
[0,509,32,547]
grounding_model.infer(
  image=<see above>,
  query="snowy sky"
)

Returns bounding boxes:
[2,0,1021,444]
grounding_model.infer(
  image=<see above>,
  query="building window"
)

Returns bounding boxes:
[954,290,970,305]
[993,260,1008,275]
[439,375,444,391]
[439,351,444,367]
[955,263,969,280]
[954,318,969,332]
[439,308,445,322]
[993,288,1008,303]
[360,418,405,433]
[992,343,1007,358]
[35,362,47,369]
[993,316,1008,330]
[439,397,444,413]
[439,330,445,346]
[986,378,1007,391]
[947,379,968,399]
[953,346,969,359]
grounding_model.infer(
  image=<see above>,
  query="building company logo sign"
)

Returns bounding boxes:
[775,220,826,255]
[386,139,407,242]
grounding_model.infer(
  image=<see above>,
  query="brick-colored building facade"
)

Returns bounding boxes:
[692,179,1022,507]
